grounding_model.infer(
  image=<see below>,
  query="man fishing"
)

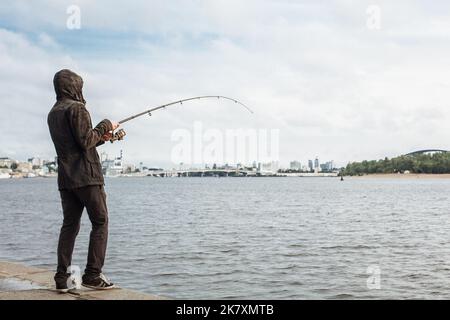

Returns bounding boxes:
[48,69,119,292]
[47,69,250,292]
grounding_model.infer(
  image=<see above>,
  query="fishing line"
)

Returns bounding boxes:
[111,96,253,142]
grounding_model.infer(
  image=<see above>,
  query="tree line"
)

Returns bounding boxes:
[342,152,450,175]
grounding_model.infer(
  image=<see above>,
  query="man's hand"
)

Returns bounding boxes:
[101,121,119,141]
[111,121,120,131]
[102,131,113,141]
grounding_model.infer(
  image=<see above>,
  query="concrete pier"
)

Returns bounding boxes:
[0,261,166,300]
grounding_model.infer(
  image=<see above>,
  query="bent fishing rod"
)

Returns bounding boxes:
[110,95,253,142]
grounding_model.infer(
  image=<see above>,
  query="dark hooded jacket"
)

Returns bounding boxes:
[48,69,112,190]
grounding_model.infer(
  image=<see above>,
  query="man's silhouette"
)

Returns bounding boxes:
[48,69,119,291]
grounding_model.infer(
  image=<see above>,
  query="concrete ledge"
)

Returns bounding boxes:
[0,289,79,300]
[0,261,167,300]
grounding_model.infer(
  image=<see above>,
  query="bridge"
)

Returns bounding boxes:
[144,169,339,178]
[405,149,448,156]
[146,168,261,178]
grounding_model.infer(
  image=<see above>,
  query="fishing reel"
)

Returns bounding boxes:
[110,129,126,143]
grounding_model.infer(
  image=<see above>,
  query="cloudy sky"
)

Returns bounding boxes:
[1,0,450,168]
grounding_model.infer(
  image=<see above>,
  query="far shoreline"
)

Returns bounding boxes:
[347,173,450,179]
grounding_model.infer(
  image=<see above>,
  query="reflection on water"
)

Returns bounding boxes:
[1,177,450,299]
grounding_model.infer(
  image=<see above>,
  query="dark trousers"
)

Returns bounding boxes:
[55,185,108,281]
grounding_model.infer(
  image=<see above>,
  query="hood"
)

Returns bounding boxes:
[53,69,86,104]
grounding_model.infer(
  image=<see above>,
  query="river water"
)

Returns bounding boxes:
[1,177,450,299]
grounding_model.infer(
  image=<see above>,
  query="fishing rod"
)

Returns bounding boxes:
[110,95,253,142]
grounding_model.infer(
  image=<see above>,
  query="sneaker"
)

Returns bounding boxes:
[55,280,70,293]
[82,273,115,290]
[55,273,70,293]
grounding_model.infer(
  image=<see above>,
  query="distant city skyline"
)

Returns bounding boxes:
[0,150,338,171]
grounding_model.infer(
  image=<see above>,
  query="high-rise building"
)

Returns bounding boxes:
[320,161,334,172]
[327,161,334,171]
[261,161,279,174]
[28,157,43,167]
[100,151,108,163]
[308,160,313,171]
[290,161,301,170]
[0,157,14,169]
[314,157,319,169]
[102,151,123,177]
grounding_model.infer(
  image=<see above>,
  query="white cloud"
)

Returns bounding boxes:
[1,1,450,167]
